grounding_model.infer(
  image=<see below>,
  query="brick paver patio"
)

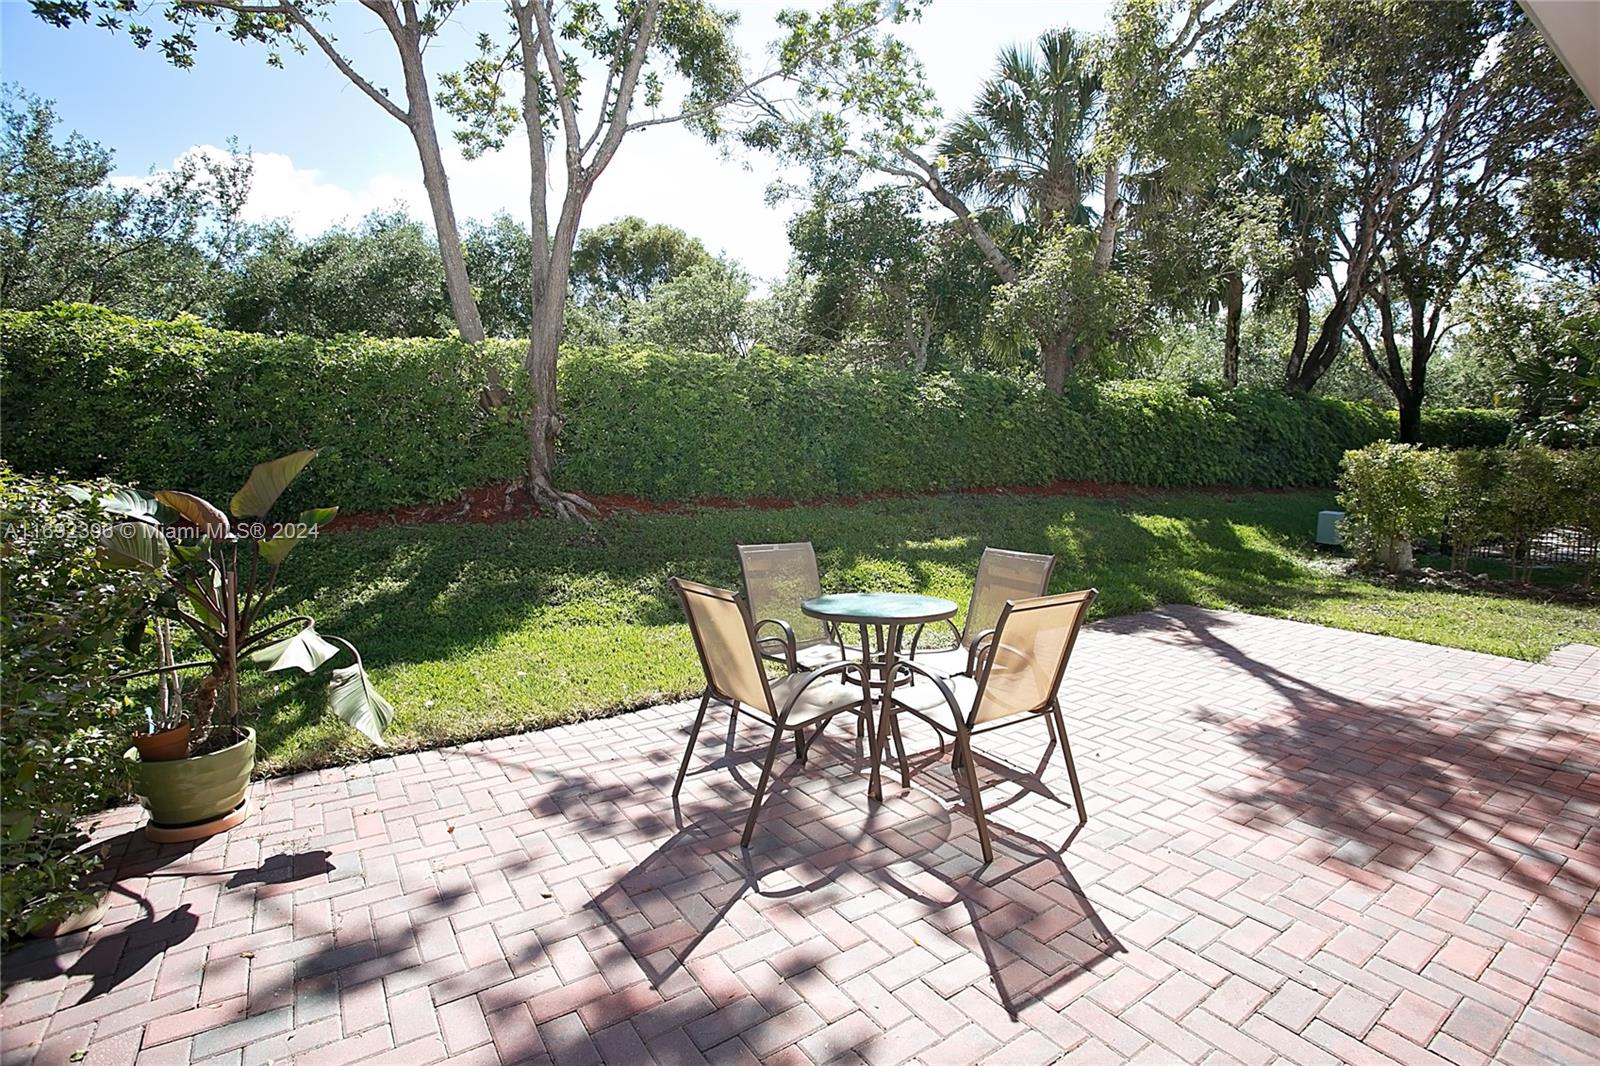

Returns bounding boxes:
[2,606,1597,1066]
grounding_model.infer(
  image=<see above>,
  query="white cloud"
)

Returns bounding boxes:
[122,133,798,283]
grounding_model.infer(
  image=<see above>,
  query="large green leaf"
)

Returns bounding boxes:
[327,664,394,745]
[155,490,231,539]
[98,519,169,571]
[257,506,340,566]
[230,450,317,519]
[98,488,159,523]
[248,624,340,673]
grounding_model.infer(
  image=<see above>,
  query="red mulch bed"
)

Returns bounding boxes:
[326,479,1293,534]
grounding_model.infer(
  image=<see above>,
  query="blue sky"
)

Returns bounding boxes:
[3,0,1114,281]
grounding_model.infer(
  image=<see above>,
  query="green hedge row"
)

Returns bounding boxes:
[1,305,1513,511]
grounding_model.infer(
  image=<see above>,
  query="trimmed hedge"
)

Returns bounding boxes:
[1,304,1509,511]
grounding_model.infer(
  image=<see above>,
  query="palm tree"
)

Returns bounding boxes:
[930,30,1121,390]
[937,30,1105,234]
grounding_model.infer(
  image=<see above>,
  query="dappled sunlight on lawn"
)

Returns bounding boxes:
[241,489,1598,774]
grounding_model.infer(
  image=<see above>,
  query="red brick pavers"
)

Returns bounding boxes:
[3,607,1597,1065]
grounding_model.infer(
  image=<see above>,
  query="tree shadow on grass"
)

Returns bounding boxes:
[268,493,1328,676]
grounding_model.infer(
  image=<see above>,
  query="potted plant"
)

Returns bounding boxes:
[84,450,392,842]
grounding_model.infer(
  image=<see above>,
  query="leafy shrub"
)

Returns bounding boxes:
[1497,448,1565,583]
[0,305,527,515]
[2,304,1510,508]
[1337,444,1448,570]
[1557,449,1600,588]
[1507,309,1600,448]
[1437,449,1506,571]
[0,468,152,940]
[1342,443,1598,584]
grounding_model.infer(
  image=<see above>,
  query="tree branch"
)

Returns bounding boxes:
[529,0,582,173]
[283,1,411,124]
[584,0,661,183]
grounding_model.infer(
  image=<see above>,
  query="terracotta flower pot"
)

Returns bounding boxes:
[131,722,190,762]
[125,728,256,843]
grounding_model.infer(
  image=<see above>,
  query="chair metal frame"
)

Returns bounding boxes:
[910,548,1057,676]
[896,589,1096,864]
[669,577,905,848]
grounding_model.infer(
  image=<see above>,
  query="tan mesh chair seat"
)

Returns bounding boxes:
[756,671,863,727]
[893,673,979,731]
[896,589,1097,864]
[669,577,899,848]
[913,548,1054,677]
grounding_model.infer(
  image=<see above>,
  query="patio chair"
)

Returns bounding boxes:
[737,542,850,672]
[670,577,900,848]
[894,589,1097,864]
[911,548,1057,678]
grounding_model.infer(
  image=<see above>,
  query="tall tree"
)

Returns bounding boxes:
[786,185,996,369]
[36,0,875,517]
[751,2,1235,393]
[0,87,251,317]
[219,210,451,337]
[1341,1,1595,441]
[31,0,488,343]
[435,0,754,516]
[572,216,712,305]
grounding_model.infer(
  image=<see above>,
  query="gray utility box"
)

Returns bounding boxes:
[1316,510,1345,547]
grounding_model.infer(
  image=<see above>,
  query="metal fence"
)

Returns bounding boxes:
[1468,527,1599,567]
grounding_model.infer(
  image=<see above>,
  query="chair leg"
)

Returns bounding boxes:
[673,691,713,798]
[951,738,964,770]
[1044,708,1058,743]
[954,729,993,864]
[725,701,740,753]
[1051,702,1088,824]
[741,728,787,848]
[795,728,809,765]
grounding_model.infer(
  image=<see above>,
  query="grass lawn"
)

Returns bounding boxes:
[247,488,1600,774]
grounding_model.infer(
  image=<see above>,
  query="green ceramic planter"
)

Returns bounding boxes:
[126,728,255,832]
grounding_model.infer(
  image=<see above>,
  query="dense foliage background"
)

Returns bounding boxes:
[0,470,151,939]
[2,304,1511,512]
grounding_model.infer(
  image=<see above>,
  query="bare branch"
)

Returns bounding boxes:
[513,1,551,260]
[529,0,582,172]
[277,1,411,124]
[585,0,661,183]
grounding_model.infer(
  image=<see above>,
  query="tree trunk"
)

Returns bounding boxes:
[520,182,597,522]
[1093,157,1121,272]
[1041,332,1073,395]
[524,306,563,504]
[397,44,486,344]
[1221,269,1243,387]
[1396,390,1424,444]
[1285,287,1361,393]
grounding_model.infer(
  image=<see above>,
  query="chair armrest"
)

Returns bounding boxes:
[754,618,799,672]
[908,618,962,658]
[966,629,996,677]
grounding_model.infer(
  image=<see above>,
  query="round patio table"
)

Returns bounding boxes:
[802,593,957,802]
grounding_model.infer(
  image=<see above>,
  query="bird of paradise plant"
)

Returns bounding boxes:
[82,449,390,754]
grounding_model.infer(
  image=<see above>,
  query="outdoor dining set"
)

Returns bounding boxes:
[669,544,1097,864]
